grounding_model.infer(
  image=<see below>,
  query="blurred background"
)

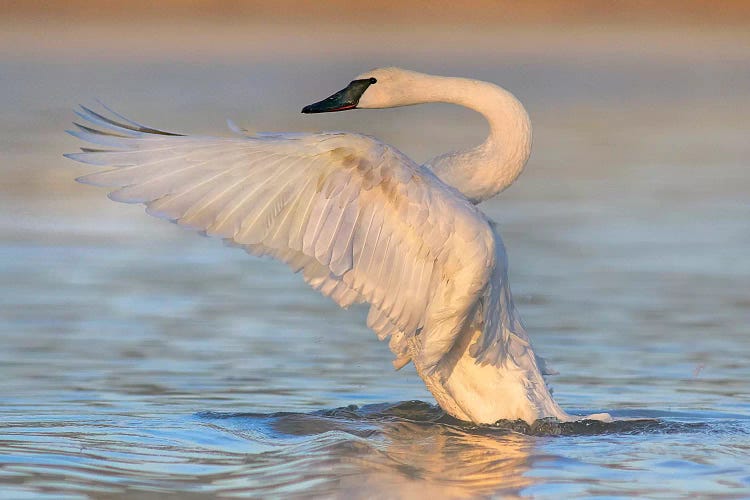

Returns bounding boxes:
[1,1,749,498]
[3,0,749,231]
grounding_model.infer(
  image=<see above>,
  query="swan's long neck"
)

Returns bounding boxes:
[419,76,532,204]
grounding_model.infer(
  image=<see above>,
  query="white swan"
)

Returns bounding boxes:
[66,67,602,424]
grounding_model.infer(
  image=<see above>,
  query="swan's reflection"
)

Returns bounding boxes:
[205,401,536,498]
[337,419,535,498]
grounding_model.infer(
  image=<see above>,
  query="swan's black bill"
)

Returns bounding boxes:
[301,78,376,113]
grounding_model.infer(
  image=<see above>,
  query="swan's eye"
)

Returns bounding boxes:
[369,78,377,84]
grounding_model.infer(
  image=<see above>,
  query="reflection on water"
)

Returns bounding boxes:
[1,22,750,499]
[200,402,537,498]
[199,402,731,498]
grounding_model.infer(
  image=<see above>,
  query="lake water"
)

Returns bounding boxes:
[1,24,749,498]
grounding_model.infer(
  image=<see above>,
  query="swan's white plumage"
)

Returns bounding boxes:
[68,106,496,373]
[66,68,587,424]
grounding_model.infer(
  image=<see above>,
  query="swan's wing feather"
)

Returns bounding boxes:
[467,223,540,370]
[67,106,496,371]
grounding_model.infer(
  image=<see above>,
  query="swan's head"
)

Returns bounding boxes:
[301,67,424,113]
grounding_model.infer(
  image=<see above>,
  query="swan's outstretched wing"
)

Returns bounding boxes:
[66,106,497,371]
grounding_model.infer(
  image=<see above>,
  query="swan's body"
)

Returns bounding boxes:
[66,67,591,424]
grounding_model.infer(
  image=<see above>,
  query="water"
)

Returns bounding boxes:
[1,23,750,498]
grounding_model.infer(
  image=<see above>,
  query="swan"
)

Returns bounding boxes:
[65,67,608,424]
